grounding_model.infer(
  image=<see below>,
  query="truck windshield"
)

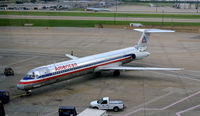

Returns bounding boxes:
[97,99,103,104]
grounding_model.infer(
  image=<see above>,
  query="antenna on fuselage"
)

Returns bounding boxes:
[71,51,73,56]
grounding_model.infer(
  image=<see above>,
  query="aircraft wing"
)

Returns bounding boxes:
[98,66,183,71]
[65,54,79,60]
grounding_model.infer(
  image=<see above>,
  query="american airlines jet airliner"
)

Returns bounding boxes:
[17,29,183,94]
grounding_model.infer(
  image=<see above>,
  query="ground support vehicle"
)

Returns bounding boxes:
[4,67,14,76]
[0,90,10,104]
[58,106,77,116]
[78,108,108,116]
[0,100,5,116]
[90,97,124,112]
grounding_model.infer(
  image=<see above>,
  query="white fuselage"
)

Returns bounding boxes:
[17,29,178,91]
[17,47,138,90]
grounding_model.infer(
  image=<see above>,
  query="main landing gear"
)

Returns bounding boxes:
[95,72,102,77]
[94,70,120,77]
[113,70,120,76]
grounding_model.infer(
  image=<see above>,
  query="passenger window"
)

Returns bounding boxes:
[102,100,107,104]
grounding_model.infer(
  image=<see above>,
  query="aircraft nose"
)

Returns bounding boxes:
[17,83,24,90]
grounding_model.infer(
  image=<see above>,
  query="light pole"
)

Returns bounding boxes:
[196,0,199,13]
[114,0,118,25]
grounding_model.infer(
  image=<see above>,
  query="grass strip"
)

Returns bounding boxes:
[0,19,200,27]
[0,11,200,19]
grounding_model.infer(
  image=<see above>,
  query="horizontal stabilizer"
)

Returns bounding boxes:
[65,54,79,60]
[134,29,175,51]
[99,66,183,71]
[134,29,175,33]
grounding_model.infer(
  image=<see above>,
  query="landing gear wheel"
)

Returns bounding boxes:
[113,70,120,76]
[95,72,102,77]
[25,90,32,96]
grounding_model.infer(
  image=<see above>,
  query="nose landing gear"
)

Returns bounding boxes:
[19,90,32,97]
[25,90,32,96]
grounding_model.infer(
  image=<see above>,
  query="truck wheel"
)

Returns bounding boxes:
[93,107,98,109]
[113,107,119,112]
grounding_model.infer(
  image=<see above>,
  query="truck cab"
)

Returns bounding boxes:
[90,97,124,112]
[96,97,109,110]
[58,106,77,116]
[0,90,10,104]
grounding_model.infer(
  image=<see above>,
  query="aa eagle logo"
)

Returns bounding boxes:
[142,36,147,43]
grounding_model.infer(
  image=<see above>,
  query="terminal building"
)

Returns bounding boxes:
[0,0,116,10]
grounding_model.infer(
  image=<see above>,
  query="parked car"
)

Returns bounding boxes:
[0,90,10,104]
[4,67,14,76]
[90,97,124,112]
[58,106,77,116]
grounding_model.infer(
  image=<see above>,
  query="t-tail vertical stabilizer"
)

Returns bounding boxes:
[134,29,175,51]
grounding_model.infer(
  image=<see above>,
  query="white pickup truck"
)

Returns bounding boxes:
[90,97,124,112]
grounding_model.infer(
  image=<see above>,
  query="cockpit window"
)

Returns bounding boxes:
[26,72,38,78]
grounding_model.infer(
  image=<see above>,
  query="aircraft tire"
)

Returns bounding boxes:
[25,90,32,96]
[95,72,102,77]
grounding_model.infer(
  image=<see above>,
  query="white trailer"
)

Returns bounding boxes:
[78,108,108,116]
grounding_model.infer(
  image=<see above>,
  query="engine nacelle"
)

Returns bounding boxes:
[131,52,150,60]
